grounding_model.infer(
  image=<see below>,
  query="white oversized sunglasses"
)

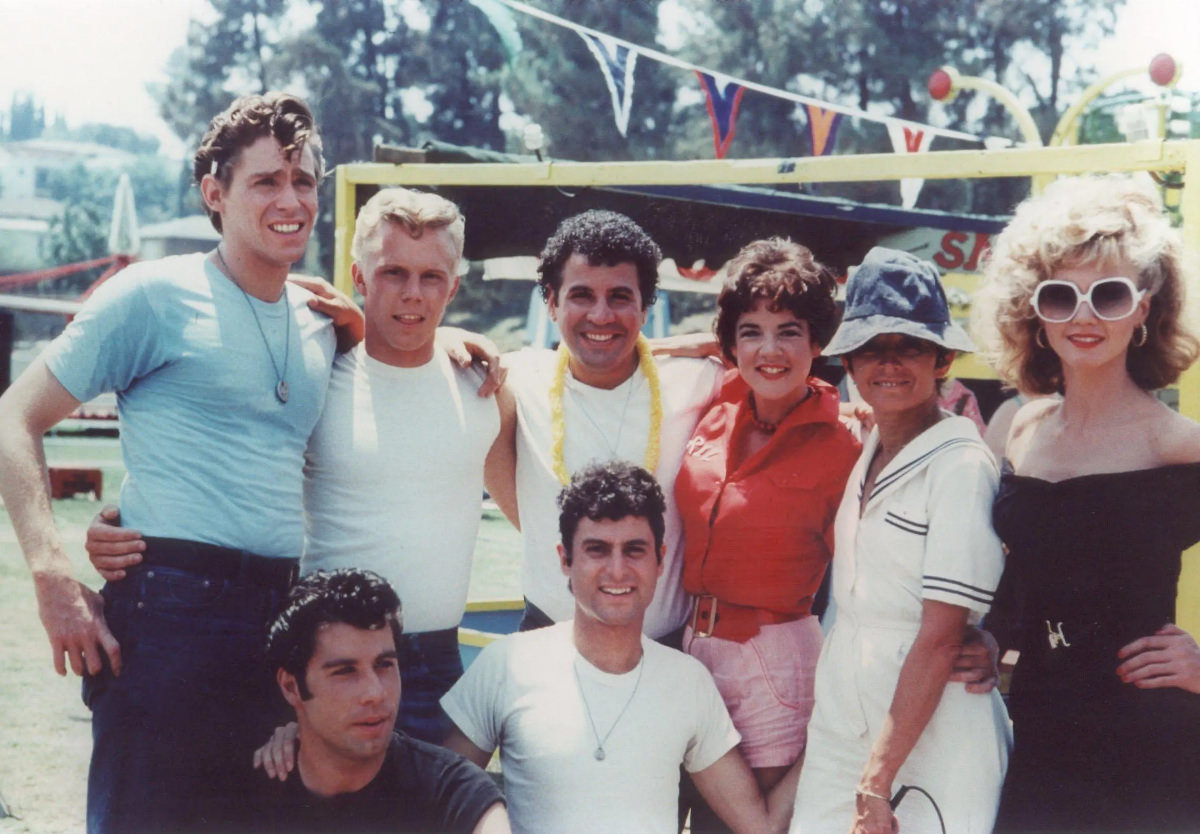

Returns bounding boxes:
[1031,277,1146,323]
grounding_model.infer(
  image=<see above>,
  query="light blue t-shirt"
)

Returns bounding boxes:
[44,253,336,559]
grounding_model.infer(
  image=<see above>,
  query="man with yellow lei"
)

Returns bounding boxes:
[496,211,723,647]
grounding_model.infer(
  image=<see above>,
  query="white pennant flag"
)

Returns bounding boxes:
[579,31,637,137]
[886,123,935,209]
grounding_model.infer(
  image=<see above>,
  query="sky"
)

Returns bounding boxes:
[0,0,1197,159]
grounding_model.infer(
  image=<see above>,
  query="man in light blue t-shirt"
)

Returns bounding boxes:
[0,92,358,834]
[87,187,513,750]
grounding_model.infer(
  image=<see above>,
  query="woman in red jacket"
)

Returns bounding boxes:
[676,238,860,818]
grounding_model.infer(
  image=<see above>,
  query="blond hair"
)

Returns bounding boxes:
[351,188,465,270]
[973,175,1198,393]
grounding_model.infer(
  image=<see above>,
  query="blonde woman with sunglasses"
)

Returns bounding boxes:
[975,174,1200,832]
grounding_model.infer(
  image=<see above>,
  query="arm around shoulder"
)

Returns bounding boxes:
[484,384,520,529]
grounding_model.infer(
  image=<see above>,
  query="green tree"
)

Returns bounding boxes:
[39,159,180,287]
[501,0,676,160]
[154,0,289,149]
[667,0,1122,213]
[419,0,508,151]
[6,93,46,141]
[58,124,162,156]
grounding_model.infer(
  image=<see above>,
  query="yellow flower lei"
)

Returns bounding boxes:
[550,334,662,485]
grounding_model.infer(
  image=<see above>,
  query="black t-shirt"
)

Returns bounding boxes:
[255,732,503,833]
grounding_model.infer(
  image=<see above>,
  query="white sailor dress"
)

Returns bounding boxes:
[791,416,1011,834]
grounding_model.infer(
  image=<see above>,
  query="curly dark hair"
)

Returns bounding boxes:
[265,569,402,700]
[714,238,839,363]
[193,91,325,233]
[557,460,666,564]
[537,210,661,309]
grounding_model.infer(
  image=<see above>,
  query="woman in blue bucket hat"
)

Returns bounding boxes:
[790,247,1010,834]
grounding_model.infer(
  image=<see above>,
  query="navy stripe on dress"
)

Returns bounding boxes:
[884,512,928,535]
[923,574,996,605]
[869,437,978,501]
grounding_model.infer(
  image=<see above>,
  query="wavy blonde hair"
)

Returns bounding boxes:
[352,187,465,271]
[973,175,1199,393]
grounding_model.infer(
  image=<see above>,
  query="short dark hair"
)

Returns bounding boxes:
[557,460,666,564]
[537,210,661,309]
[193,92,325,232]
[714,238,838,363]
[265,569,402,700]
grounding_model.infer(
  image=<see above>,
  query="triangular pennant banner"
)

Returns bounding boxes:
[468,0,523,63]
[579,32,637,137]
[696,71,745,159]
[804,105,843,157]
[886,124,935,208]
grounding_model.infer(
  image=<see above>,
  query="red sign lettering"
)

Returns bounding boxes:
[934,231,992,272]
[935,231,967,269]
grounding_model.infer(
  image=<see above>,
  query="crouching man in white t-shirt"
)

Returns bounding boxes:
[440,461,795,834]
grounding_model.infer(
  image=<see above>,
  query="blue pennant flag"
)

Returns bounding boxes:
[696,71,745,158]
[579,32,637,137]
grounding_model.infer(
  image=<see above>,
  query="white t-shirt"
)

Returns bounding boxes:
[506,350,723,638]
[302,346,500,633]
[441,622,740,834]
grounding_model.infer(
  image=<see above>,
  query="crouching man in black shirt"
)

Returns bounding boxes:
[255,568,508,833]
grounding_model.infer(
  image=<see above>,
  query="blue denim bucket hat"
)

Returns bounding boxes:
[824,246,976,356]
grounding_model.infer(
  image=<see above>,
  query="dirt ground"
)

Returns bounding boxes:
[0,513,94,834]
[0,454,522,833]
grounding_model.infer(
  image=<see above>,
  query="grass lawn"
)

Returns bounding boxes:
[0,438,522,832]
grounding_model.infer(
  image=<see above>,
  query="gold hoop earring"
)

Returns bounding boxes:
[1134,324,1148,348]
[1035,327,1048,349]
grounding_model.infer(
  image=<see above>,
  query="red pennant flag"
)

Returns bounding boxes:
[902,127,926,153]
[696,71,746,159]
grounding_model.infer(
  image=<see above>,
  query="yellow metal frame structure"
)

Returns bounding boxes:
[459,599,524,650]
[335,138,1200,632]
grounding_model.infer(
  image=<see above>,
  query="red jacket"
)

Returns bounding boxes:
[676,375,860,617]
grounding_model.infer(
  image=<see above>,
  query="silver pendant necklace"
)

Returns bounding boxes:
[214,248,290,404]
[573,653,644,761]
[572,372,638,458]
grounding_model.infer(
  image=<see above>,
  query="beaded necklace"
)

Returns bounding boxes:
[550,335,662,485]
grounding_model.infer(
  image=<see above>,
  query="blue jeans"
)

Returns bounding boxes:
[83,549,290,834]
[396,627,463,744]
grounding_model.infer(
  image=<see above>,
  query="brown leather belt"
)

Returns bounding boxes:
[689,594,804,643]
